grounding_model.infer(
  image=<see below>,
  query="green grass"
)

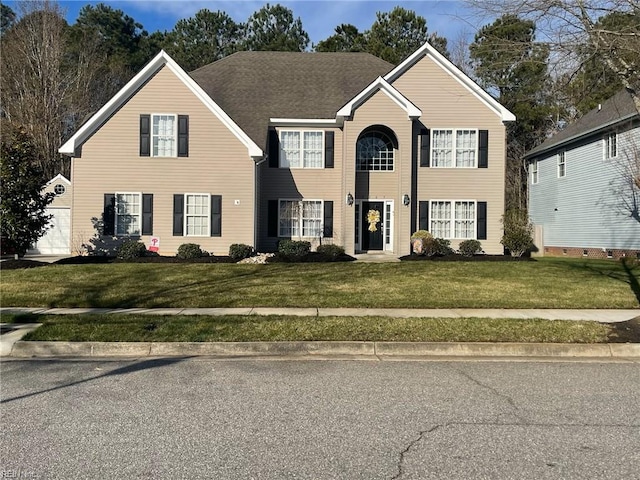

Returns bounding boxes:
[6,313,619,344]
[1,257,639,309]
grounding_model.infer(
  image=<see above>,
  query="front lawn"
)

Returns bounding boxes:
[6,313,629,344]
[1,257,638,309]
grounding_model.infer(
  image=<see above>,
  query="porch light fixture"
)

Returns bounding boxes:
[403,194,410,206]
[346,193,354,206]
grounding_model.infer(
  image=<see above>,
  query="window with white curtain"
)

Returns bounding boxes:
[531,160,539,184]
[430,200,476,239]
[280,131,324,168]
[152,114,177,157]
[116,192,142,235]
[185,194,210,236]
[432,129,478,167]
[604,132,617,159]
[279,200,323,237]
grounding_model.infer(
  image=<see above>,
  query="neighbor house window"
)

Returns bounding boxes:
[115,192,142,235]
[280,131,323,168]
[604,132,617,159]
[279,200,323,237]
[185,193,210,236]
[356,130,395,171]
[152,114,177,157]
[557,151,566,178]
[431,129,477,168]
[531,160,539,184]
[430,201,476,239]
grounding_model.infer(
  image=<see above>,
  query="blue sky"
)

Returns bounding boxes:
[8,1,485,46]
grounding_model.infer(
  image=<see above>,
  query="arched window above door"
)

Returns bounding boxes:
[356,126,398,171]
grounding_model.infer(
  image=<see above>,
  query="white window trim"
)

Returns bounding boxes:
[603,132,618,160]
[279,130,324,169]
[430,128,479,168]
[152,113,178,157]
[115,192,142,236]
[429,199,478,240]
[278,199,325,238]
[184,193,210,237]
[531,160,539,185]
[557,151,566,178]
[356,132,396,172]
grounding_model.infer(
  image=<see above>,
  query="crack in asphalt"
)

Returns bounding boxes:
[391,424,441,480]
[388,420,638,479]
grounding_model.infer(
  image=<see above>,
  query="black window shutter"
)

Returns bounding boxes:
[211,195,222,237]
[103,193,115,235]
[178,115,189,157]
[477,201,487,240]
[478,130,488,168]
[419,201,429,231]
[142,194,153,235]
[268,129,279,168]
[324,131,334,168]
[420,129,430,167]
[267,200,278,237]
[323,201,333,238]
[173,194,184,236]
[140,115,150,157]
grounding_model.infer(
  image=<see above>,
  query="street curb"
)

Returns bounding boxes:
[8,340,640,359]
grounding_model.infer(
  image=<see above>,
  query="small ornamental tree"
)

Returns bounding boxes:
[500,208,534,257]
[0,126,54,256]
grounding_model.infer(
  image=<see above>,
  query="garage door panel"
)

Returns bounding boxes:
[31,208,70,255]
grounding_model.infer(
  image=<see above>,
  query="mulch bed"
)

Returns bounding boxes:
[399,254,535,262]
[0,253,358,269]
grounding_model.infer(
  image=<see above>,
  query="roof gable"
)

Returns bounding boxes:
[59,51,262,158]
[337,76,421,119]
[46,173,71,186]
[384,42,515,123]
[526,87,639,158]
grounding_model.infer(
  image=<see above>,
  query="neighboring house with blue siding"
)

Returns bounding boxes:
[525,88,640,258]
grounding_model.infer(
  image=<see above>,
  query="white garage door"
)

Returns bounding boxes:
[32,208,71,255]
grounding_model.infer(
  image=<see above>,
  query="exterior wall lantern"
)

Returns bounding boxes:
[346,193,354,206]
[403,194,410,206]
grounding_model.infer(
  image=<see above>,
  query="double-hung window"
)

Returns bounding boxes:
[430,200,476,239]
[279,200,323,237]
[557,151,566,178]
[431,129,477,167]
[604,132,617,159]
[185,193,210,236]
[280,131,323,168]
[115,192,142,235]
[152,114,177,157]
[531,160,539,184]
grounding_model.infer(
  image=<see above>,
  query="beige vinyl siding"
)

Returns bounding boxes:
[44,179,72,208]
[344,90,413,255]
[392,54,506,254]
[258,127,344,251]
[72,65,255,255]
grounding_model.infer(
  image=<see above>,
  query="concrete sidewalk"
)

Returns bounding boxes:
[2,307,638,322]
[1,306,639,359]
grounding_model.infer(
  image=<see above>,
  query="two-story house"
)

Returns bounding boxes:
[525,87,640,258]
[59,42,515,257]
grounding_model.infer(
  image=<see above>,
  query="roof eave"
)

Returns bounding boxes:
[337,77,423,120]
[59,50,263,159]
[384,42,516,123]
[524,112,639,159]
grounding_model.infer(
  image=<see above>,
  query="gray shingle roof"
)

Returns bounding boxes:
[189,51,395,151]
[525,87,639,158]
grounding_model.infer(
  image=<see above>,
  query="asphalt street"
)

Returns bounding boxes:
[1,358,639,479]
